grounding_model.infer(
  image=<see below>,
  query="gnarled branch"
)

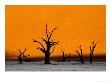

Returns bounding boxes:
[46,24,49,39]
[22,48,26,54]
[50,41,59,47]
[48,27,57,40]
[75,50,81,57]
[33,39,45,51]
[50,46,55,54]
[39,37,48,44]
[18,50,21,54]
[36,47,45,53]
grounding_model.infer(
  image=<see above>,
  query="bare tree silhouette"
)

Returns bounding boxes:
[33,25,59,64]
[75,45,84,64]
[17,48,26,64]
[62,50,66,62]
[62,50,71,62]
[23,54,31,62]
[90,41,98,64]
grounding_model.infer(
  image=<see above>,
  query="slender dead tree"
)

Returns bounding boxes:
[33,25,59,64]
[79,45,84,63]
[90,41,98,64]
[23,55,31,62]
[62,50,66,62]
[75,45,84,64]
[62,50,71,62]
[17,48,26,64]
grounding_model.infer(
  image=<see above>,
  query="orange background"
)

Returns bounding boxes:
[5,5,106,59]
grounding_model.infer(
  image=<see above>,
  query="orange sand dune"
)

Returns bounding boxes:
[5,5,106,59]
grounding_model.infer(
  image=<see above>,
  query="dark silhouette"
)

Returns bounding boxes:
[33,24,59,64]
[23,55,31,62]
[90,41,98,64]
[17,48,26,64]
[62,50,71,62]
[75,45,84,64]
[62,50,66,62]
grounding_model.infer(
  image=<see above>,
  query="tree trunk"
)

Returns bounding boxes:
[62,52,66,62]
[90,53,92,64]
[80,50,84,64]
[62,56,66,62]
[44,54,51,64]
[18,57,23,64]
[81,56,84,64]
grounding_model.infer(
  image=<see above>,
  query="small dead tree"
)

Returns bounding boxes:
[62,50,66,62]
[62,50,71,62]
[17,48,26,64]
[23,55,31,62]
[75,45,84,64]
[33,25,59,64]
[90,41,98,64]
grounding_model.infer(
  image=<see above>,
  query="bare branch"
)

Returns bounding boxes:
[79,45,82,55]
[90,46,91,51]
[33,39,45,50]
[39,37,48,44]
[50,41,59,47]
[36,47,45,53]
[75,50,80,56]
[46,24,49,39]
[48,27,57,40]
[50,46,55,54]
[22,48,26,55]
[93,42,98,48]
[18,50,21,54]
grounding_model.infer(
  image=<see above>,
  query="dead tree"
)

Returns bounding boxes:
[33,25,59,64]
[62,50,66,62]
[22,55,31,62]
[89,41,98,64]
[75,45,84,64]
[17,48,26,64]
[62,50,71,62]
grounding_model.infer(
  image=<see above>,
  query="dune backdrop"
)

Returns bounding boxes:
[5,5,106,60]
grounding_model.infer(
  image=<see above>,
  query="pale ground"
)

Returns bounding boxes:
[5,61,106,71]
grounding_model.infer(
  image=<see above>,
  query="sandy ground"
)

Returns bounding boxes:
[5,61,106,71]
